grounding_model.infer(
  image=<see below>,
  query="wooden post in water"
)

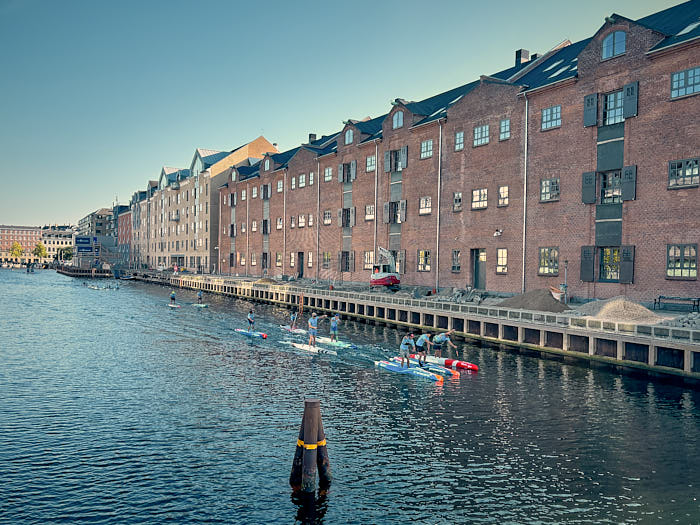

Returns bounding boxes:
[290,398,331,494]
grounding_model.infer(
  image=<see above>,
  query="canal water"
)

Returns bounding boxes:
[1,269,699,524]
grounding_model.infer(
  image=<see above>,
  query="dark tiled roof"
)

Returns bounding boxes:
[515,38,592,91]
[270,146,301,170]
[637,0,700,37]
[354,115,385,136]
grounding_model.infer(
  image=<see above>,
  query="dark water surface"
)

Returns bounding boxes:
[1,269,699,524]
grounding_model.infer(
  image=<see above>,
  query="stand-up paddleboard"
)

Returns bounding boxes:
[234,328,268,339]
[374,360,444,384]
[390,357,460,378]
[193,303,209,308]
[315,336,353,348]
[409,354,478,371]
[168,303,182,309]
[280,325,306,334]
[291,343,337,355]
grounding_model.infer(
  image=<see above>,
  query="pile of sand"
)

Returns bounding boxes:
[497,289,570,313]
[255,277,278,284]
[574,296,661,324]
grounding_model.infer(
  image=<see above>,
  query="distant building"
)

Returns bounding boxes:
[117,209,131,267]
[78,208,112,237]
[40,225,75,261]
[0,225,42,263]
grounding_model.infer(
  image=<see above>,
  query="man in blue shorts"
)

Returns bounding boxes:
[290,310,298,330]
[170,290,176,304]
[399,333,415,368]
[197,290,203,304]
[432,329,457,358]
[415,332,432,366]
[329,313,340,342]
[308,312,327,347]
[247,309,255,331]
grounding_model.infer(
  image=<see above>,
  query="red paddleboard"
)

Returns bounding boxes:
[410,354,478,371]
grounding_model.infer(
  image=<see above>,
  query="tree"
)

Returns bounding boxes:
[33,242,48,259]
[59,245,73,261]
[10,241,23,259]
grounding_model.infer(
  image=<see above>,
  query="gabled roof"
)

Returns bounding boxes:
[269,146,301,171]
[516,38,591,92]
[354,115,385,136]
[237,162,260,181]
[196,148,230,168]
[642,0,700,52]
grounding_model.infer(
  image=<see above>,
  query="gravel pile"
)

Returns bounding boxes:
[658,312,700,328]
[497,289,570,313]
[574,296,661,324]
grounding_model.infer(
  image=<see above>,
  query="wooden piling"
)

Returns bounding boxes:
[290,398,331,494]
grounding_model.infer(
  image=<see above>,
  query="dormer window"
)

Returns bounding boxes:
[392,111,404,129]
[602,31,625,60]
[264,159,270,171]
[345,129,353,145]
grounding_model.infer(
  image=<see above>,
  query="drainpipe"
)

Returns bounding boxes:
[316,159,320,281]
[246,181,250,278]
[373,140,379,264]
[283,169,287,277]
[435,120,443,291]
[522,93,529,294]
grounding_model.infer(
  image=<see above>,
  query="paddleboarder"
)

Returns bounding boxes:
[170,290,176,304]
[197,290,203,304]
[290,310,298,330]
[399,333,415,368]
[432,329,457,358]
[415,332,432,366]
[307,312,327,347]
[329,313,340,342]
[247,309,255,331]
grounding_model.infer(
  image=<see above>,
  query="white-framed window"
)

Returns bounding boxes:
[291,177,296,190]
[417,249,431,272]
[308,252,313,268]
[309,172,314,185]
[420,139,433,159]
[277,180,283,192]
[276,252,282,267]
[251,253,257,266]
[366,155,376,172]
[323,252,331,269]
[392,111,404,129]
[298,215,306,227]
[240,253,246,266]
[671,67,700,99]
[603,91,624,125]
[453,192,462,211]
[241,222,246,233]
[363,250,374,270]
[323,210,332,225]
[308,214,313,227]
[299,173,306,187]
[455,131,464,151]
[276,217,283,230]
[452,250,461,272]
[290,216,295,228]
[602,31,626,60]
[419,196,432,215]
[472,188,487,209]
[345,129,353,145]
[499,119,511,140]
[290,252,295,267]
[365,204,375,220]
[473,125,489,146]
[497,248,508,273]
[251,220,257,232]
[241,189,246,201]
[252,186,258,198]
[264,159,270,171]
[498,185,509,207]
[541,105,561,130]
[324,167,332,182]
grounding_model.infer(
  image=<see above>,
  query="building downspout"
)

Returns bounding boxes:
[246,182,250,278]
[522,93,529,294]
[373,140,379,265]
[316,159,320,281]
[435,120,443,291]
[283,169,287,276]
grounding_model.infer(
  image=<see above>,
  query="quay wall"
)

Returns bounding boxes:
[132,272,700,385]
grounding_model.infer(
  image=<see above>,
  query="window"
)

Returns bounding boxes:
[473,125,489,146]
[291,177,296,190]
[497,248,508,274]
[417,249,431,271]
[323,252,331,269]
[393,111,404,129]
[251,220,257,232]
[251,253,257,266]
[669,158,699,188]
[451,250,461,272]
[264,159,270,171]
[277,180,283,192]
[290,216,295,228]
[365,204,375,220]
[453,192,462,211]
[472,188,487,209]
[241,189,246,201]
[298,215,306,228]
[599,247,620,282]
[308,214,314,227]
[363,250,374,270]
[667,244,697,279]
[420,139,433,159]
[290,252,295,267]
[305,252,312,267]
[309,172,314,185]
[339,251,352,272]
[455,131,464,151]
[252,186,257,199]
[541,105,561,129]
[240,254,246,266]
[299,174,306,188]
[276,252,282,267]
[671,67,700,99]
[276,217,283,230]
[241,222,246,233]
[366,155,376,172]
[603,91,624,125]
[540,178,560,202]
[345,129,353,145]
[323,210,332,225]
[324,167,332,182]
[499,119,511,140]
[601,171,622,203]
[602,31,626,60]
[498,186,509,207]
[419,196,432,215]
[538,247,559,275]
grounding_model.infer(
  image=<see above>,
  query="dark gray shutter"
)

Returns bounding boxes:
[350,207,356,227]
[398,250,406,274]
[349,251,355,272]
[595,220,622,246]
[350,160,356,181]
[580,245,595,282]
[383,202,390,223]
[622,165,637,201]
[337,209,342,227]
[583,93,598,127]
[338,164,343,182]
[337,251,342,272]
[416,249,420,271]
[619,245,635,284]
[399,199,407,222]
[623,81,638,119]
[384,151,391,173]
[582,172,596,204]
[399,146,408,170]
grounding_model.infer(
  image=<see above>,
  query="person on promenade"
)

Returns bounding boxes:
[415,332,432,366]
[290,310,298,330]
[247,310,255,331]
[308,312,327,347]
[432,329,457,358]
[329,313,340,342]
[197,290,203,304]
[170,290,176,304]
[399,333,415,368]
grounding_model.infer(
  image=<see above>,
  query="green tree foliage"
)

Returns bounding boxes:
[59,245,73,260]
[33,242,48,258]
[10,241,23,258]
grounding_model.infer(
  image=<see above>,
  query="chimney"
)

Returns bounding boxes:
[515,48,530,66]
[530,53,540,61]
[308,133,317,143]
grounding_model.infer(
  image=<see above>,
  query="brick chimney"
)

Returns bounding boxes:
[515,49,530,66]
[308,133,317,143]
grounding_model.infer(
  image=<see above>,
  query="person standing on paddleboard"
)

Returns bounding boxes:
[432,329,457,358]
[247,310,255,332]
[415,332,432,366]
[197,290,203,304]
[329,313,340,342]
[170,290,176,304]
[400,333,415,368]
[307,312,327,347]
[290,310,298,330]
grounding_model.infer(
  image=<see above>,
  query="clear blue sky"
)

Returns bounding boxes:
[0,0,680,225]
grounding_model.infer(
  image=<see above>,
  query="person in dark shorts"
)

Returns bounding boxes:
[415,332,432,366]
[432,329,457,358]
[247,310,255,331]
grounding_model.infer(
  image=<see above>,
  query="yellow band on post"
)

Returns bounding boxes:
[296,438,327,450]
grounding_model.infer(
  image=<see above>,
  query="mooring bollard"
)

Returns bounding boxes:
[289,398,332,494]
